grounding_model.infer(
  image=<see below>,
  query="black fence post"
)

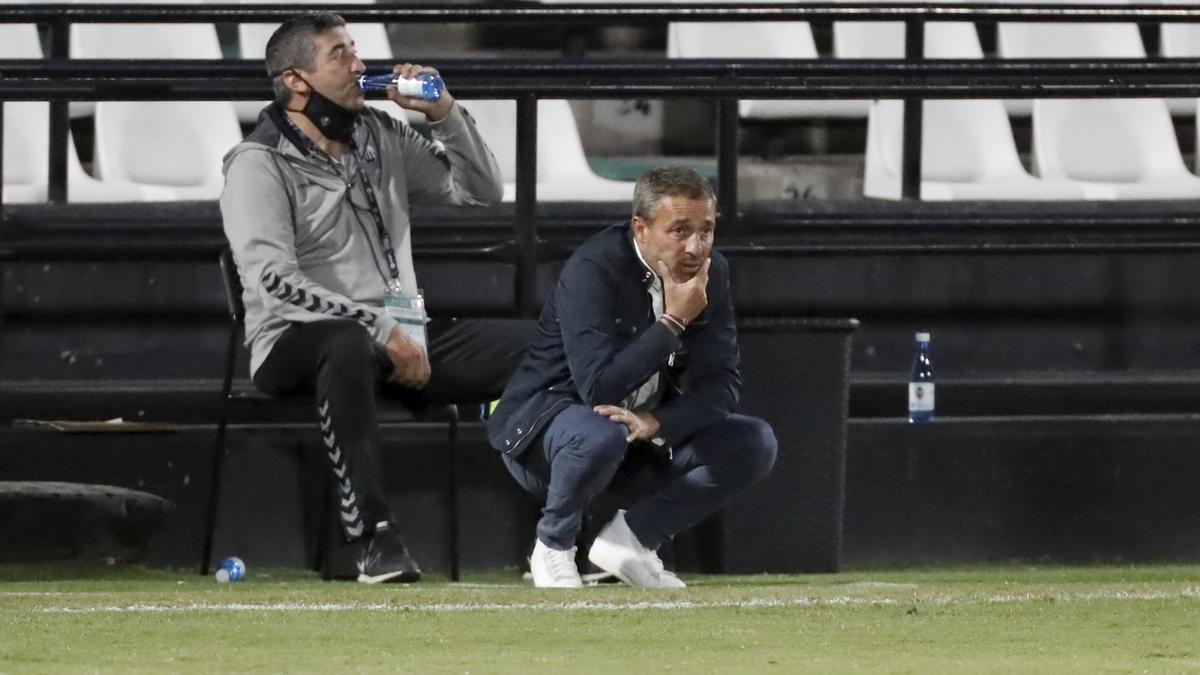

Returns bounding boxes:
[717,97,739,231]
[48,17,70,204]
[0,104,5,399]
[901,19,925,201]
[515,94,538,318]
[0,103,5,227]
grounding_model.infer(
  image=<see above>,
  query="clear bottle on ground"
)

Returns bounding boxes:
[908,331,935,423]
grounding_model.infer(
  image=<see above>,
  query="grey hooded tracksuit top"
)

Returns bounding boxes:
[219,102,503,376]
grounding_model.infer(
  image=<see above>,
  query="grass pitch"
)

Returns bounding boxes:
[2,563,1199,673]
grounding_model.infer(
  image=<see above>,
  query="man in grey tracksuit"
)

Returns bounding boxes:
[220,13,532,583]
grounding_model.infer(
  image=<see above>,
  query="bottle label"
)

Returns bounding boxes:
[393,77,427,99]
[908,382,935,412]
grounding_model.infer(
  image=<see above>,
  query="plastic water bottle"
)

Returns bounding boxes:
[908,332,935,423]
[214,556,245,583]
[357,73,444,101]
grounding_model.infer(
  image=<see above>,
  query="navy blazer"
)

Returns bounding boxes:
[487,223,741,458]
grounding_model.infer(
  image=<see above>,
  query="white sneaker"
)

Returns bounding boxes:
[530,538,583,588]
[587,510,686,589]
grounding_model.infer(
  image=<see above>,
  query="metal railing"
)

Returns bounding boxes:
[4,3,1200,314]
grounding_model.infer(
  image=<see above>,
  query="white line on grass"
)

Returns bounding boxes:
[35,599,878,614]
[31,587,1200,614]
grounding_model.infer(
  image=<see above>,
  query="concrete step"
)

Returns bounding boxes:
[7,372,1199,426]
[845,413,1200,566]
[850,371,1200,417]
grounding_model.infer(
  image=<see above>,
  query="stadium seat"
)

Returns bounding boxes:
[834,13,977,60]
[204,248,462,580]
[0,23,52,203]
[997,3,1146,60]
[864,100,1088,200]
[1158,6,1200,117]
[0,22,146,203]
[999,16,1200,198]
[0,101,117,204]
[73,18,243,201]
[63,0,206,119]
[667,21,869,120]
[856,22,1084,199]
[460,99,635,202]
[2,100,50,204]
[1026,99,1200,199]
[993,0,1142,113]
[235,0,418,126]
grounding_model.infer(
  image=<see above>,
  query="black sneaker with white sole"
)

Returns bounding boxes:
[356,527,421,584]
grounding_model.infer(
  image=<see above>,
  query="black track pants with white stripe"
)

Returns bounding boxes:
[253,317,536,542]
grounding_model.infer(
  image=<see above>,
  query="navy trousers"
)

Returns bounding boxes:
[501,403,777,551]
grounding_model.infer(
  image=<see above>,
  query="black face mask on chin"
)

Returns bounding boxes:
[288,78,359,143]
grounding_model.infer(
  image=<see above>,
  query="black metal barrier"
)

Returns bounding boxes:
[0,316,861,574]
[4,197,1200,371]
[726,317,858,573]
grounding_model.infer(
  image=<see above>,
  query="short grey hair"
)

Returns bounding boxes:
[265,13,347,105]
[631,166,717,222]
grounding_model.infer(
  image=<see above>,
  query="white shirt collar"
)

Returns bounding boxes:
[630,234,662,289]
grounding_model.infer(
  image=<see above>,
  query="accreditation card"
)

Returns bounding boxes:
[384,288,428,354]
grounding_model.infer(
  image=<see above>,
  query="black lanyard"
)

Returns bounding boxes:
[349,142,401,286]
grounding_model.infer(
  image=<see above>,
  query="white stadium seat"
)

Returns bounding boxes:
[668,21,869,120]
[1000,13,1200,198]
[855,22,1083,199]
[859,21,1084,199]
[994,0,1138,116]
[0,22,143,203]
[0,23,52,203]
[460,100,635,202]
[71,14,243,200]
[1027,98,1200,199]
[1158,0,1200,118]
[864,100,1086,200]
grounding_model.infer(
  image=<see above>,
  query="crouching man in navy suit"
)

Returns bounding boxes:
[487,166,777,588]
